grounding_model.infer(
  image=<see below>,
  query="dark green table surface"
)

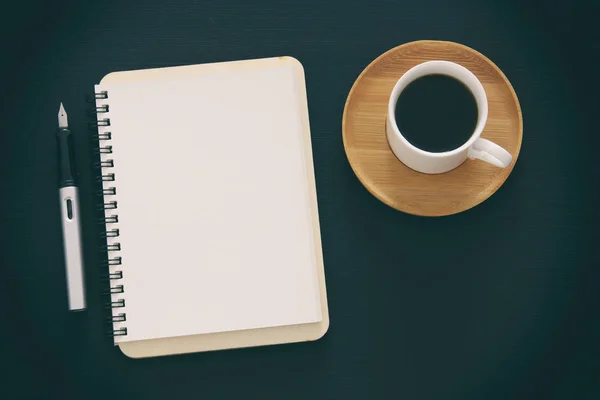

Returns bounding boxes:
[1,1,597,399]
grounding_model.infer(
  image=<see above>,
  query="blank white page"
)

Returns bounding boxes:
[96,58,322,343]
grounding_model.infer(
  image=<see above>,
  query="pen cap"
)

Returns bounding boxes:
[57,127,77,187]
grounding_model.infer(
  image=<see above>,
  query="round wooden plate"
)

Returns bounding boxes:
[342,41,523,216]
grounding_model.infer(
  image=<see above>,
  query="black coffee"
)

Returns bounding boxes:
[394,74,478,153]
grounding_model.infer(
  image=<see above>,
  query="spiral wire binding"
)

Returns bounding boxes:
[90,89,127,338]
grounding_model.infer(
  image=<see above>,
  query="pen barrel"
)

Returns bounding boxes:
[59,186,86,311]
[57,127,76,187]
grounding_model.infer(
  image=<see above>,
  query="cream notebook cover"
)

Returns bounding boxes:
[94,57,329,358]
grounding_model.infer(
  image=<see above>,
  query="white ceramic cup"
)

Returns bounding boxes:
[386,60,512,174]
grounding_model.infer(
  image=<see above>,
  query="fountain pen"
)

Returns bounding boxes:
[57,103,86,311]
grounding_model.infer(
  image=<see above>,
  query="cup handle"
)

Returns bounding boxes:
[467,138,512,168]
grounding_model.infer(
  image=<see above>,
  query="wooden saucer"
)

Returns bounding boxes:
[342,41,522,216]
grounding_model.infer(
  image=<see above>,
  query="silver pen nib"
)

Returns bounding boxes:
[58,102,68,128]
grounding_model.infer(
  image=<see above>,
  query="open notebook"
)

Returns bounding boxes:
[93,57,328,358]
